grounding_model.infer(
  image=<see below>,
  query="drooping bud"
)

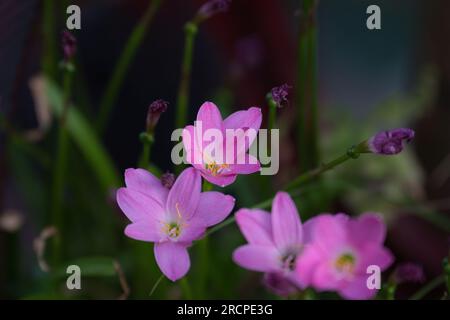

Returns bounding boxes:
[393,262,425,284]
[196,0,231,21]
[61,30,77,62]
[270,83,292,108]
[161,172,176,189]
[146,99,168,133]
[367,128,415,155]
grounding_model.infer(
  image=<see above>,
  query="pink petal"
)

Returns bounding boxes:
[271,192,303,250]
[154,241,190,281]
[224,107,262,154]
[305,214,347,253]
[295,245,324,287]
[356,244,394,272]
[224,127,258,160]
[223,107,262,131]
[311,261,339,291]
[235,208,273,246]
[340,276,378,300]
[182,125,202,166]
[124,168,169,205]
[177,219,206,243]
[116,188,165,223]
[194,191,235,227]
[200,171,237,187]
[348,213,386,246]
[196,101,223,134]
[166,168,201,221]
[124,221,163,242]
[232,244,279,272]
[229,154,261,175]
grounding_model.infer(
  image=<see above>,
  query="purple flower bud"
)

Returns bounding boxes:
[161,172,175,189]
[197,0,231,20]
[61,30,77,61]
[262,272,298,297]
[271,83,292,108]
[146,99,168,133]
[368,128,415,155]
[393,262,425,284]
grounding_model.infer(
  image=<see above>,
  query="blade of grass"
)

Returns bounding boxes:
[297,0,319,173]
[46,79,121,191]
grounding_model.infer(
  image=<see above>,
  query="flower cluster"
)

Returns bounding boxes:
[116,100,415,299]
[233,192,394,299]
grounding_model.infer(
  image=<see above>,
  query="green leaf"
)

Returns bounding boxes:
[45,79,121,191]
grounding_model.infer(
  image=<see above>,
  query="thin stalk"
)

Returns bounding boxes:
[175,21,198,131]
[196,179,213,297]
[296,0,319,173]
[267,97,277,131]
[50,65,74,266]
[204,144,365,238]
[149,274,165,297]
[97,0,163,133]
[410,275,445,300]
[138,132,154,169]
[180,277,193,299]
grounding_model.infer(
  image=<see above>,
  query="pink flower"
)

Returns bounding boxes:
[296,213,394,300]
[116,167,235,281]
[182,102,262,187]
[232,192,303,289]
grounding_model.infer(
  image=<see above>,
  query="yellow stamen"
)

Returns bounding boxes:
[335,253,355,273]
[205,161,230,176]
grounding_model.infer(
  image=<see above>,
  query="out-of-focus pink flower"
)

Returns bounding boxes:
[116,167,235,281]
[296,213,394,300]
[233,192,304,290]
[393,262,425,284]
[197,0,231,21]
[182,102,262,187]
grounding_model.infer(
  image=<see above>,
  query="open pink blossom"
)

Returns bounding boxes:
[296,213,394,300]
[232,192,303,290]
[116,167,235,281]
[182,102,262,187]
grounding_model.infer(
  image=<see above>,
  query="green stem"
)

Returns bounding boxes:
[149,274,164,297]
[50,64,74,266]
[267,95,277,131]
[97,0,163,133]
[180,277,193,299]
[175,21,198,131]
[197,237,209,298]
[297,0,319,173]
[138,132,154,169]
[410,275,445,300]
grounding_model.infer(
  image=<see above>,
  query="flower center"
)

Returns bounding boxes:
[280,245,302,272]
[205,161,230,176]
[161,203,186,240]
[166,222,181,238]
[335,253,355,274]
[281,253,297,271]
